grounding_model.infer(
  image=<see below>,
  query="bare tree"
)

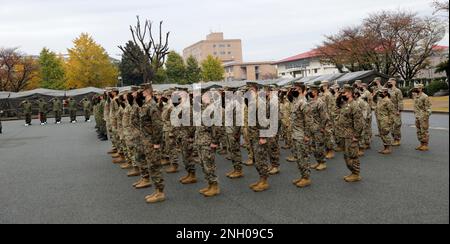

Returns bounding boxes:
[118,16,170,87]
[432,0,449,15]
[0,48,38,92]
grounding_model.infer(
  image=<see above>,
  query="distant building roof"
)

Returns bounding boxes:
[223,61,275,67]
[275,49,321,64]
[432,45,449,51]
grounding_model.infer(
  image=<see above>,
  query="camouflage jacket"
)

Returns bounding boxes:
[37,100,48,113]
[140,99,163,145]
[68,99,77,112]
[52,99,62,112]
[320,91,336,120]
[20,101,32,114]
[122,104,133,139]
[414,93,432,118]
[376,97,395,127]
[309,98,329,133]
[109,98,119,130]
[389,87,404,112]
[356,97,371,121]
[291,96,313,140]
[82,99,92,111]
[336,100,364,139]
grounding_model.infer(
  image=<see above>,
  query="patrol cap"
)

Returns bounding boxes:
[388,78,397,83]
[140,83,153,91]
[309,84,320,90]
[175,86,189,92]
[130,86,140,92]
[373,77,382,82]
[246,81,262,88]
[342,84,353,92]
[414,84,424,89]
[354,80,363,85]
[320,80,330,87]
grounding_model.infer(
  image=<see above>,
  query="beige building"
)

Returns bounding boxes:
[224,61,277,81]
[183,32,243,63]
[415,45,449,80]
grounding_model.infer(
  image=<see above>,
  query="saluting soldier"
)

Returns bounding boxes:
[19,99,32,126]
[411,84,432,151]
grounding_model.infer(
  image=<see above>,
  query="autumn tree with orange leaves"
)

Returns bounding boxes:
[65,33,119,89]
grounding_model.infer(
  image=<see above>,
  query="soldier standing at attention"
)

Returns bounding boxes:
[67,97,78,123]
[195,91,221,197]
[371,77,384,136]
[246,81,271,192]
[308,85,329,171]
[225,87,245,179]
[319,80,336,159]
[290,82,313,188]
[376,88,395,155]
[80,97,92,122]
[19,99,33,126]
[51,97,63,124]
[387,78,404,146]
[411,84,432,151]
[336,85,364,182]
[140,83,165,204]
[36,98,48,125]
[161,90,180,174]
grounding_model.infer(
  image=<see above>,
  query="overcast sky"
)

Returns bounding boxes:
[0,0,448,62]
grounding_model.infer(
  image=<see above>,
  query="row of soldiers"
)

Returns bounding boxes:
[16,97,92,126]
[91,78,431,204]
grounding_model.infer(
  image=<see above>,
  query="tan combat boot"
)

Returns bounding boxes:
[202,183,220,197]
[227,167,244,179]
[335,147,344,152]
[127,167,140,177]
[344,173,362,183]
[199,185,211,194]
[269,166,280,175]
[161,158,170,166]
[296,178,312,188]
[286,155,297,162]
[310,162,319,169]
[378,146,392,155]
[112,157,125,164]
[419,144,429,151]
[133,178,143,187]
[325,150,335,159]
[392,140,401,146]
[244,159,254,166]
[180,172,197,184]
[315,162,327,171]
[111,153,121,158]
[135,178,152,189]
[107,148,117,154]
[252,177,269,192]
[292,178,302,185]
[165,164,179,174]
[120,161,132,169]
[145,189,165,204]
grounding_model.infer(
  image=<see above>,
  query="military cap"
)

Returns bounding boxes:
[309,84,320,90]
[355,80,363,85]
[373,77,382,82]
[292,81,305,86]
[320,80,330,86]
[313,81,322,86]
[140,83,153,90]
[246,81,262,88]
[342,84,353,92]
[414,84,424,89]
[130,86,140,92]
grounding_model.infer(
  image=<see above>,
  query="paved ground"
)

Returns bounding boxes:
[0,114,448,224]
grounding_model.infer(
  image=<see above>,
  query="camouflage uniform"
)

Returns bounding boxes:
[389,87,404,141]
[51,98,63,123]
[175,106,197,174]
[357,96,372,148]
[37,99,48,124]
[320,90,336,151]
[291,96,313,179]
[20,101,32,124]
[225,102,243,171]
[109,98,120,152]
[122,101,135,165]
[280,98,293,148]
[195,105,220,184]
[336,99,364,175]
[162,102,179,168]
[376,96,395,146]
[308,97,328,164]
[362,88,373,144]
[81,98,92,121]
[268,95,281,168]
[67,98,77,122]
[140,99,164,191]
[413,92,432,145]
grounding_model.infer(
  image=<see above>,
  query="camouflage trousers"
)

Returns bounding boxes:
[69,110,76,121]
[177,136,196,173]
[250,137,270,178]
[226,127,243,170]
[39,112,47,123]
[392,113,402,140]
[163,131,179,167]
[310,131,326,163]
[343,138,360,175]
[197,145,218,184]
[269,135,280,167]
[324,125,335,151]
[360,120,372,148]
[140,139,164,190]
[242,126,250,148]
[54,110,62,122]
[281,121,292,148]
[84,110,91,121]
[415,116,430,143]
[379,122,393,146]
[292,138,311,179]
[24,113,32,124]
[126,137,139,167]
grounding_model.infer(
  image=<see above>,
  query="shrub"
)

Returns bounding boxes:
[425,80,449,96]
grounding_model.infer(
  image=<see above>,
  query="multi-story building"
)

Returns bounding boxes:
[415,45,449,80]
[275,49,340,78]
[183,32,243,63]
[223,61,277,81]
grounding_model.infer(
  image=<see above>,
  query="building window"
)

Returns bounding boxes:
[227,44,231,47]
[213,44,216,48]
[214,52,217,55]
[220,51,226,55]
[314,69,318,74]
[219,44,225,48]
[228,52,231,55]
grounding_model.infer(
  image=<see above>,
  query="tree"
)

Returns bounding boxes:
[65,33,119,89]
[38,48,66,90]
[0,47,39,92]
[432,0,449,15]
[201,55,224,81]
[435,59,449,81]
[118,16,170,88]
[165,51,186,84]
[153,67,168,84]
[185,55,201,84]
[119,41,145,86]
